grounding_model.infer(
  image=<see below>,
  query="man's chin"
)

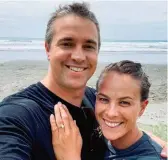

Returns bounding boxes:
[65,82,87,90]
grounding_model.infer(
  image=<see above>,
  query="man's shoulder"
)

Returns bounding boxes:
[0,97,39,139]
[85,86,96,99]
[0,83,41,118]
[84,86,96,108]
[85,86,96,92]
[0,96,39,120]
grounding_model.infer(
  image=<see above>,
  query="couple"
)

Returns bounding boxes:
[0,2,167,160]
[51,60,166,160]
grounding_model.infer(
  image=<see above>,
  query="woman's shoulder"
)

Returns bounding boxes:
[104,132,165,160]
[139,132,166,159]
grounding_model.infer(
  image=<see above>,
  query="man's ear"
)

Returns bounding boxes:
[139,100,148,117]
[45,42,50,60]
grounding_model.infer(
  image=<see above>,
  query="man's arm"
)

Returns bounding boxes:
[0,103,35,159]
[145,130,167,158]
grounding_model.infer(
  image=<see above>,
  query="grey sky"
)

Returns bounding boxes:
[0,0,167,40]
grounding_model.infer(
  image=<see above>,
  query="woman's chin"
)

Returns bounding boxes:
[103,131,121,141]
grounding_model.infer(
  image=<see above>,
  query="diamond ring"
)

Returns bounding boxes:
[59,124,65,129]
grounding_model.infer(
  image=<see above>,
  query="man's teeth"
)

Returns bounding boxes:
[105,121,122,128]
[69,67,84,72]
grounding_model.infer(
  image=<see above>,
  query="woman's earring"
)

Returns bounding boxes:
[97,126,103,137]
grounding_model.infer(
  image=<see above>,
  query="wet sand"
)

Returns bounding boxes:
[0,60,167,127]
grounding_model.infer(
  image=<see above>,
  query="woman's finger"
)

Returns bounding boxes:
[62,104,75,129]
[73,120,81,134]
[59,105,71,135]
[54,102,65,135]
[50,114,58,133]
[62,104,74,121]
[50,114,59,142]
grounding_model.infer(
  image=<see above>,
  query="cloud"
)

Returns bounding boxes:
[0,1,166,40]
[91,1,167,24]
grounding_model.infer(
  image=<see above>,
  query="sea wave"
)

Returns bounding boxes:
[100,42,167,52]
[0,39,167,52]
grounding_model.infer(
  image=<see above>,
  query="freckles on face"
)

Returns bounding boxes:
[95,72,143,141]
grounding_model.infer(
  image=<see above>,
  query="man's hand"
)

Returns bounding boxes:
[161,144,167,158]
[50,102,82,160]
[146,130,167,158]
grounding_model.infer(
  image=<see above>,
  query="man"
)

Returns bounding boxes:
[0,2,167,160]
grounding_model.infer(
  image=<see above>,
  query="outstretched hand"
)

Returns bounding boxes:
[50,102,82,160]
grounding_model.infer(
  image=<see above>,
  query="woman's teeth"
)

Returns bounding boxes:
[104,121,122,128]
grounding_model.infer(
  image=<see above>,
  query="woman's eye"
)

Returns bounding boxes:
[120,101,130,106]
[98,97,109,104]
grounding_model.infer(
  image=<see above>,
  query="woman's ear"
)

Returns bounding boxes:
[45,42,50,60]
[139,100,148,117]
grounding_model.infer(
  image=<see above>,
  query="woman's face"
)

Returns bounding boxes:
[95,71,148,141]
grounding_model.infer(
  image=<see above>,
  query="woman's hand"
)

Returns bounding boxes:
[50,102,82,160]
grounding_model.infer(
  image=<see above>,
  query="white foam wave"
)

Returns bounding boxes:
[0,39,167,51]
[100,42,167,52]
[0,39,44,51]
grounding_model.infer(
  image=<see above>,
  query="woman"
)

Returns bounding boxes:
[50,60,166,160]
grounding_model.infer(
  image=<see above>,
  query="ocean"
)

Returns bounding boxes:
[0,38,167,64]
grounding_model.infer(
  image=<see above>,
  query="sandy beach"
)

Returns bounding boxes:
[0,60,167,140]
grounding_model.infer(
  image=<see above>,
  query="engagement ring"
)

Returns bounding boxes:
[59,124,65,129]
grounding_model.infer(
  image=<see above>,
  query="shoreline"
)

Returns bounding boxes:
[0,60,167,102]
[0,60,167,128]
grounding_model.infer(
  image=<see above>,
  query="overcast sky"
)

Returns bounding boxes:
[0,0,167,40]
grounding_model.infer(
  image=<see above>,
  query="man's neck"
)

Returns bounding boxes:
[41,75,85,107]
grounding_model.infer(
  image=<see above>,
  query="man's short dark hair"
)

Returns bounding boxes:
[45,2,101,50]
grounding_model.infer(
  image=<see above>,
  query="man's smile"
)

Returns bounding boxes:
[66,65,87,72]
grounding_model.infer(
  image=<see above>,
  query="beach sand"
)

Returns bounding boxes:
[0,60,167,140]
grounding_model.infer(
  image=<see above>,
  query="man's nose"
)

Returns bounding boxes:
[71,46,86,63]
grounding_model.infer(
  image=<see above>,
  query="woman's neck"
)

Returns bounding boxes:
[110,126,143,150]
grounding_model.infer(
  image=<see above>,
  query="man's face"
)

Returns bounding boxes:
[45,15,99,90]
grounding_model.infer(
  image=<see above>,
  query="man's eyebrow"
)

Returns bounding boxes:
[85,39,97,46]
[58,37,73,42]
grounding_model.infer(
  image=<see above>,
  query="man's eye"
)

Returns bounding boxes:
[61,43,73,47]
[120,101,130,106]
[98,97,109,104]
[84,45,95,50]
